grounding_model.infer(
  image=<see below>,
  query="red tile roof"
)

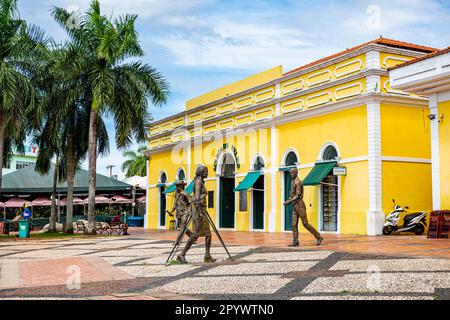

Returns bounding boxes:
[388,46,450,71]
[284,37,438,76]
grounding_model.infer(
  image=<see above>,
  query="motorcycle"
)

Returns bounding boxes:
[382,199,427,235]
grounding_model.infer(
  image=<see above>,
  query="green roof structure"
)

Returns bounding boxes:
[1,164,132,194]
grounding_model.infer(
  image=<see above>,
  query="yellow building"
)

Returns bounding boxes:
[390,47,450,211]
[146,38,437,236]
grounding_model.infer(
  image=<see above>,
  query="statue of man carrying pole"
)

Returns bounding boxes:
[167,181,193,239]
[177,165,217,264]
[283,168,323,247]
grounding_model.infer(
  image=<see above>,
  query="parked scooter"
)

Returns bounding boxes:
[382,199,427,235]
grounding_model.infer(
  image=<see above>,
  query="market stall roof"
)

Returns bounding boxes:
[84,195,110,205]
[60,197,85,206]
[110,194,133,204]
[234,171,262,192]
[31,196,52,206]
[303,161,337,186]
[1,164,132,194]
[136,195,146,203]
[4,196,32,208]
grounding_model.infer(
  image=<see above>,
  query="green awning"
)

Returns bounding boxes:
[185,180,194,195]
[279,166,296,172]
[234,171,262,192]
[163,182,177,194]
[303,161,336,186]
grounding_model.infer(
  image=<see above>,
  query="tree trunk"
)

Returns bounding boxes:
[65,133,75,234]
[0,114,5,198]
[49,158,58,232]
[87,108,98,234]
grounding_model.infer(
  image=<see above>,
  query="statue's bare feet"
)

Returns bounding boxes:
[204,254,216,263]
[176,254,187,264]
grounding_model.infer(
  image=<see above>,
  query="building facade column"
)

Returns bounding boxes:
[366,100,384,235]
[144,159,150,229]
[429,93,441,210]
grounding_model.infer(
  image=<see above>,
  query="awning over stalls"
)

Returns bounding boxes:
[4,197,32,208]
[0,201,4,208]
[185,180,194,195]
[234,171,262,192]
[163,182,177,194]
[60,197,85,206]
[136,195,146,203]
[31,196,52,206]
[303,161,337,186]
[110,194,133,204]
[83,195,110,204]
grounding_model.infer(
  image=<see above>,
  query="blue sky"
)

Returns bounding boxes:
[20,0,450,178]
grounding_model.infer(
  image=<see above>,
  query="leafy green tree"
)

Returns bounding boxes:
[122,146,147,178]
[51,0,169,234]
[0,0,47,195]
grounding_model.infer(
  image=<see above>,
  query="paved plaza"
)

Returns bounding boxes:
[0,230,449,300]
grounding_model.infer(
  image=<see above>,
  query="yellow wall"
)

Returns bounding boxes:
[380,104,431,158]
[439,100,450,209]
[277,105,369,234]
[186,66,282,110]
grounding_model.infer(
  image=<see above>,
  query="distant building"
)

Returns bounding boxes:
[2,144,39,175]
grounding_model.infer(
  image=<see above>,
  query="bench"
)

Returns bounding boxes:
[109,222,124,235]
[75,221,86,233]
[95,222,110,235]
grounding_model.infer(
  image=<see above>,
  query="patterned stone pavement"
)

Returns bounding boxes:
[0,235,449,300]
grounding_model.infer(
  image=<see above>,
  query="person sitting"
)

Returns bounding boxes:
[111,214,121,224]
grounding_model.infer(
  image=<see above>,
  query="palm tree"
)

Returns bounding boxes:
[0,0,47,195]
[34,44,109,233]
[122,146,147,178]
[51,0,169,234]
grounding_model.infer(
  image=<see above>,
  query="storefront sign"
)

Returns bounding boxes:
[333,166,347,176]
[213,143,241,171]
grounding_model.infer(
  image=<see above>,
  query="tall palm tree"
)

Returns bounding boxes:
[51,0,169,234]
[34,44,109,233]
[0,0,47,195]
[122,146,147,178]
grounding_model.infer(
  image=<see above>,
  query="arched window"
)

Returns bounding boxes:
[253,156,265,171]
[160,172,167,183]
[177,169,185,182]
[285,151,298,166]
[221,153,235,178]
[323,145,338,161]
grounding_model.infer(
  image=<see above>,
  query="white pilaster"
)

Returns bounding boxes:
[429,94,441,210]
[366,101,384,235]
[366,50,380,70]
[366,75,381,94]
[144,159,150,229]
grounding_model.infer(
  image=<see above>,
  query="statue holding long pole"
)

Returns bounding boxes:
[168,165,232,264]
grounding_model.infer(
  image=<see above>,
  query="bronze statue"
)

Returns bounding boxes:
[177,165,217,264]
[167,181,193,238]
[283,168,323,247]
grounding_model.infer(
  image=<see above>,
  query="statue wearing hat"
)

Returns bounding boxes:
[283,168,323,247]
[167,180,193,239]
[177,165,216,264]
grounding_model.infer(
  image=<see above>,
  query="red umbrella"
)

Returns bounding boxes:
[84,195,110,205]
[4,197,32,208]
[31,196,52,206]
[60,197,85,206]
[110,194,133,204]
